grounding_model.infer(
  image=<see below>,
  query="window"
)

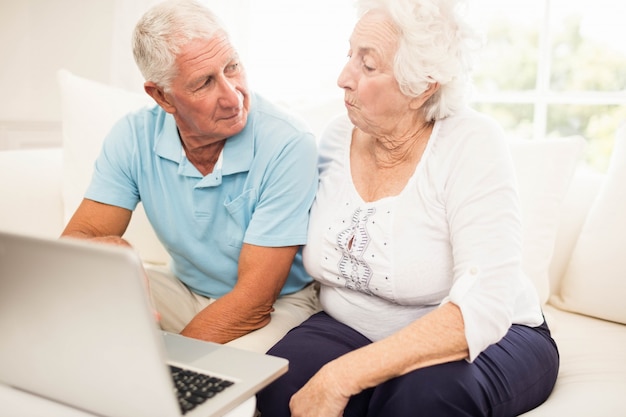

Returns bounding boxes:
[470,0,626,171]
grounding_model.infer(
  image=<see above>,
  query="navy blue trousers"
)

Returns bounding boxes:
[257,311,559,417]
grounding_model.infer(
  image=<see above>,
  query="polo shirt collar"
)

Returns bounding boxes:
[153,104,255,178]
[222,116,254,175]
[154,114,182,164]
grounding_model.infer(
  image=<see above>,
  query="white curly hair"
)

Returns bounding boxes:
[355,0,483,121]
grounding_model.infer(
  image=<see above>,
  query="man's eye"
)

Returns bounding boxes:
[226,63,239,73]
[192,77,212,92]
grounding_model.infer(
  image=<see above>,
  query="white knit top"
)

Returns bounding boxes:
[303,109,544,361]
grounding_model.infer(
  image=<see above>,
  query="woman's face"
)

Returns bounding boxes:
[337,11,414,135]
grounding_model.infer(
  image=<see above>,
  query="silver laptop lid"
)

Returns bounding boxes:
[0,232,180,417]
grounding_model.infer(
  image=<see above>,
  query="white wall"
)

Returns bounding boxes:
[0,0,259,150]
[0,0,115,149]
[0,0,349,150]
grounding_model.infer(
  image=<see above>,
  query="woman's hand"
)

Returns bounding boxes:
[289,363,353,417]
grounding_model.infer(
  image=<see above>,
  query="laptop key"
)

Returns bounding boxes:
[170,365,235,414]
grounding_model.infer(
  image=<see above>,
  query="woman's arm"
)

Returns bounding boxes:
[289,302,468,417]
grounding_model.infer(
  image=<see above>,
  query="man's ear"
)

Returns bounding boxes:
[409,82,440,110]
[144,81,175,114]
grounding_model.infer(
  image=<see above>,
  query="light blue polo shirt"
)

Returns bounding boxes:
[85,93,318,298]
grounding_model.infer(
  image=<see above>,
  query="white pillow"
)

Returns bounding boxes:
[509,137,586,304]
[57,69,169,265]
[552,125,626,323]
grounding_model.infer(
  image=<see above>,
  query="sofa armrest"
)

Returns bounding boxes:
[0,148,64,238]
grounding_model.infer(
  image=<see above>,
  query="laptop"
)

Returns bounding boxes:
[0,231,288,417]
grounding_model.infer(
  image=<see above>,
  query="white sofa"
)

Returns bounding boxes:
[1,70,625,416]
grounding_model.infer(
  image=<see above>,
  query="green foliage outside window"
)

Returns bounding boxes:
[470,9,626,172]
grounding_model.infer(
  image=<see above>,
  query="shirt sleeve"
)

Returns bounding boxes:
[243,130,319,247]
[438,114,524,361]
[84,115,140,211]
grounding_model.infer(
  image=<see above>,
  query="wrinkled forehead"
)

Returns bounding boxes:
[351,10,400,52]
[175,34,239,74]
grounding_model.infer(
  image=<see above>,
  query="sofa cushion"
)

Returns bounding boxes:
[552,125,626,323]
[547,167,604,296]
[509,137,586,304]
[57,69,169,265]
[0,148,64,238]
[520,305,626,416]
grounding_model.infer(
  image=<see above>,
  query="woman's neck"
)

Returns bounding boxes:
[360,120,434,169]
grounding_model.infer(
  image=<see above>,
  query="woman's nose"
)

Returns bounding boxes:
[337,60,355,90]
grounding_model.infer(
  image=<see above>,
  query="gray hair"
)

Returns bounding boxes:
[355,0,482,121]
[132,0,228,91]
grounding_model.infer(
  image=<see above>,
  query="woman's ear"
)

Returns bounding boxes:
[409,82,440,110]
[144,82,176,114]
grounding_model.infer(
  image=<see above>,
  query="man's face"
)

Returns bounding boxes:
[164,34,250,143]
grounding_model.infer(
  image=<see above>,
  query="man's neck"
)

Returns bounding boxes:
[181,139,226,176]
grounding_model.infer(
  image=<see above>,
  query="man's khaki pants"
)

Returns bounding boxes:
[145,265,320,353]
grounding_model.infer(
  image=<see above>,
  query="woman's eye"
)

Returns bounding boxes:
[362,60,375,72]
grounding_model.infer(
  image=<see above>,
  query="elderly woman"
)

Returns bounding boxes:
[256,0,559,416]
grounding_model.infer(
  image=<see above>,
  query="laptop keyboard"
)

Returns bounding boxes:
[170,365,235,415]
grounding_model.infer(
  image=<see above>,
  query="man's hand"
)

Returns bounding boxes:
[60,199,162,321]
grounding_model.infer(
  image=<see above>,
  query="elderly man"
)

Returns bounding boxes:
[61,0,319,353]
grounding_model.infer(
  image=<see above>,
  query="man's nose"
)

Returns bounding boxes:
[217,78,241,108]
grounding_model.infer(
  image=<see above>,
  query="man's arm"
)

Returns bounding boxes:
[180,243,299,344]
[61,198,133,247]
